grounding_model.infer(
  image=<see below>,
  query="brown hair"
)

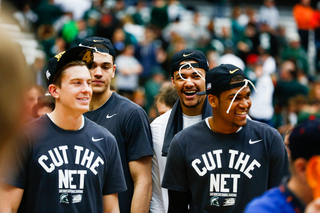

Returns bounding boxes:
[52,60,88,87]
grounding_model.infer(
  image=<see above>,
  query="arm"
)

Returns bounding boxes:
[150,151,165,213]
[168,190,190,213]
[103,193,120,213]
[129,155,153,213]
[0,182,23,213]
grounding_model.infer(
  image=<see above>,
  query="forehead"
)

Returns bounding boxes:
[221,85,251,97]
[63,65,91,80]
[93,52,113,64]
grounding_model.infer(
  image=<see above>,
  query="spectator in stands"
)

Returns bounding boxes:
[31,95,55,118]
[135,25,162,85]
[281,32,309,79]
[258,0,279,32]
[115,44,143,101]
[24,84,46,118]
[154,85,178,115]
[311,1,320,74]
[293,0,314,51]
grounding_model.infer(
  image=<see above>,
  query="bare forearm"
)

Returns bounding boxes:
[131,181,152,213]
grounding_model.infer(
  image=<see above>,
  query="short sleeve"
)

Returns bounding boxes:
[161,136,189,192]
[124,108,153,162]
[102,137,127,195]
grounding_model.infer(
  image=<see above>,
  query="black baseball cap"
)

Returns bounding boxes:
[197,64,248,95]
[289,117,320,161]
[170,49,209,74]
[80,36,116,58]
[45,46,93,86]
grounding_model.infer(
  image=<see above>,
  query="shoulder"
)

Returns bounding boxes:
[245,187,290,213]
[113,93,145,112]
[151,109,172,128]
[246,119,280,135]
[173,120,207,141]
[85,118,115,138]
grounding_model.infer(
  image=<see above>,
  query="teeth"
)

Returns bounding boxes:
[80,98,89,101]
[237,112,246,115]
[184,91,196,94]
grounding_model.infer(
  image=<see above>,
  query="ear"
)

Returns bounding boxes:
[171,77,176,88]
[48,84,59,99]
[112,64,116,78]
[293,158,308,183]
[208,94,218,108]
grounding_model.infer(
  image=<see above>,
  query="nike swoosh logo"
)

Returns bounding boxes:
[183,53,194,57]
[249,139,263,144]
[92,137,103,142]
[229,69,239,74]
[106,113,117,119]
[93,39,104,42]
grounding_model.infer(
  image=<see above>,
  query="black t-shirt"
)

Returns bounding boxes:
[162,119,289,213]
[85,92,153,213]
[1,115,127,213]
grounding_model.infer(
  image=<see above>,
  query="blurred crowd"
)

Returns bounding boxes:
[5,0,320,137]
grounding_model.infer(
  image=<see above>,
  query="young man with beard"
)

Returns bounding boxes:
[161,64,289,213]
[79,37,153,213]
[150,49,212,212]
[0,46,127,212]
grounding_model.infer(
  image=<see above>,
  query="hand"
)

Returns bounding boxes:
[305,198,320,213]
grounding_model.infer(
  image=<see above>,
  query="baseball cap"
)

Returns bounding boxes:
[171,49,209,74]
[289,117,320,161]
[45,46,93,86]
[197,64,249,95]
[80,36,116,58]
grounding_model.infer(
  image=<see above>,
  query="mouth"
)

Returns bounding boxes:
[92,80,104,85]
[183,90,197,99]
[235,111,247,117]
[77,97,90,103]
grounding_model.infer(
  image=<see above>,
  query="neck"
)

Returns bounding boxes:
[208,116,240,134]
[287,176,313,206]
[90,90,113,111]
[49,108,83,131]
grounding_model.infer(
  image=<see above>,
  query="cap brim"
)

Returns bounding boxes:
[197,91,207,95]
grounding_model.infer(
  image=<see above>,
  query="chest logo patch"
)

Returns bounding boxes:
[60,193,69,204]
[223,198,236,206]
[106,114,117,119]
[92,137,103,142]
[249,139,263,144]
[210,197,220,207]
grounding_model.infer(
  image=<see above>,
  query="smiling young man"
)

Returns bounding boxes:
[79,37,153,213]
[0,46,127,213]
[161,64,289,213]
[150,49,212,213]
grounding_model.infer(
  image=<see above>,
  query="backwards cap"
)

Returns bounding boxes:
[289,117,320,161]
[80,36,116,58]
[45,46,93,87]
[171,49,209,74]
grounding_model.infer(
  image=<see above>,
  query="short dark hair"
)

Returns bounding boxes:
[90,43,115,63]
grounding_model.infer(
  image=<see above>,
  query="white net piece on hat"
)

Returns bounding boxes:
[226,79,257,114]
[178,62,205,82]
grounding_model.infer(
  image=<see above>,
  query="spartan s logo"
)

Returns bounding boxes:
[60,193,69,204]
[210,197,220,207]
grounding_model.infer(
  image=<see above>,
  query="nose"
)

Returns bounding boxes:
[92,67,103,78]
[239,98,251,108]
[82,82,92,94]
[184,77,195,88]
